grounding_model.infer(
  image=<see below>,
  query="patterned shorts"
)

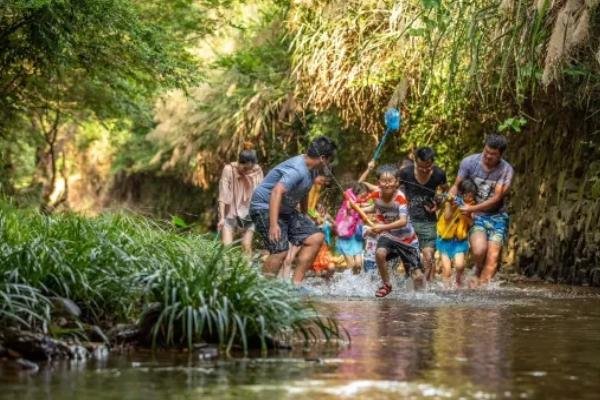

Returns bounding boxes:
[250,209,321,254]
[471,212,509,245]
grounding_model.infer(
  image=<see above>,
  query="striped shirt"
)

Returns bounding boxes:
[366,190,419,248]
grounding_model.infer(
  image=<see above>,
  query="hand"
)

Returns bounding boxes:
[459,204,473,215]
[269,224,281,242]
[424,203,438,214]
[370,224,387,234]
[314,175,331,186]
[217,218,225,231]
[367,160,376,170]
[448,185,458,197]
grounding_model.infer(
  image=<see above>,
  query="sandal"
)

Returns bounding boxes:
[375,282,392,298]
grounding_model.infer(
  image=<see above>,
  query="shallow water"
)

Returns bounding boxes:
[2,273,600,399]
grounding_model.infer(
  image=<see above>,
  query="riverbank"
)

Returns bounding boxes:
[0,202,341,368]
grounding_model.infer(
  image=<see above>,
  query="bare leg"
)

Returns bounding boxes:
[221,225,234,246]
[354,254,363,273]
[279,245,299,280]
[263,251,287,277]
[240,229,254,256]
[422,247,436,281]
[292,232,325,285]
[375,248,390,285]
[469,232,488,277]
[411,268,425,290]
[479,242,502,284]
[454,253,466,288]
[343,255,355,271]
[440,254,452,286]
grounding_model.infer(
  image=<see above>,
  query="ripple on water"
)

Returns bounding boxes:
[196,379,463,399]
[300,270,600,307]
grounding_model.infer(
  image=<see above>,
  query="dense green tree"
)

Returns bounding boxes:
[0,0,202,203]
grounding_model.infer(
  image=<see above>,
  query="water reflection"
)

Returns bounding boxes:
[2,282,600,399]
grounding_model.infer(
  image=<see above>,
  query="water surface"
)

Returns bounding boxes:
[2,273,600,399]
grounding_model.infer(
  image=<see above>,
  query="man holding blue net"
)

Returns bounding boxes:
[250,136,337,285]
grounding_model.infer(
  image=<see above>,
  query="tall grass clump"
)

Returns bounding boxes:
[135,238,341,352]
[0,200,341,350]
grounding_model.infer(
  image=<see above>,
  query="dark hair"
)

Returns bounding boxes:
[459,178,478,197]
[375,164,399,180]
[350,181,367,195]
[398,157,413,170]
[415,147,435,162]
[307,136,337,158]
[484,134,508,153]
[238,149,258,164]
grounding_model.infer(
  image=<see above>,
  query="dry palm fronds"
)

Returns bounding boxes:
[542,0,594,86]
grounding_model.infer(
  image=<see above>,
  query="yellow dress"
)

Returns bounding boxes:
[436,205,471,241]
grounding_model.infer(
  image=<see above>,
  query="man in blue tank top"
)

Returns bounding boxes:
[250,136,337,285]
[449,134,514,286]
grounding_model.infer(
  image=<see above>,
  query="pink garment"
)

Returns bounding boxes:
[334,189,361,238]
[218,162,263,219]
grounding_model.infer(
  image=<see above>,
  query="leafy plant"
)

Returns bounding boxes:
[0,200,342,350]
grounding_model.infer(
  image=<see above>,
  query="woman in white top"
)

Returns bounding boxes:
[217,145,263,254]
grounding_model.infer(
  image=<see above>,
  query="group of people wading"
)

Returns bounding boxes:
[217,134,514,297]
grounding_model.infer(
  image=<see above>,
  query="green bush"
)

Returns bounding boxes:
[0,201,340,351]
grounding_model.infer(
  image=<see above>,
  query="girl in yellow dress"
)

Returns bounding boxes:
[436,179,477,287]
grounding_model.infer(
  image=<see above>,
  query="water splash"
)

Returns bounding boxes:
[300,269,600,307]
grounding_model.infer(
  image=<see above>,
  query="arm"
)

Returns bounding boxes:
[464,183,510,213]
[358,160,375,183]
[217,165,233,230]
[449,175,463,197]
[450,158,470,197]
[360,204,375,213]
[268,182,286,241]
[378,215,407,231]
[218,202,228,226]
[299,196,308,213]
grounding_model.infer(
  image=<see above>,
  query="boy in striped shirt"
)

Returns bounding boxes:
[362,164,425,297]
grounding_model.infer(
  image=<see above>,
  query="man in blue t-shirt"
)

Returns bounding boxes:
[449,134,514,286]
[250,136,337,285]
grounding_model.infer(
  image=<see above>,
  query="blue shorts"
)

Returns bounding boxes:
[471,212,509,245]
[336,236,364,256]
[436,238,469,258]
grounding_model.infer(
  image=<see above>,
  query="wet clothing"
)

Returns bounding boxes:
[365,189,419,248]
[250,209,320,254]
[218,163,263,220]
[398,166,447,223]
[376,236,422,272]
[436,238,470,258]
[250,155,316,215]
[457,153,514,216]
[472,212,509,245]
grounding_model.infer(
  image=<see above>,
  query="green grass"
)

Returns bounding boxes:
[0,200,341,352]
